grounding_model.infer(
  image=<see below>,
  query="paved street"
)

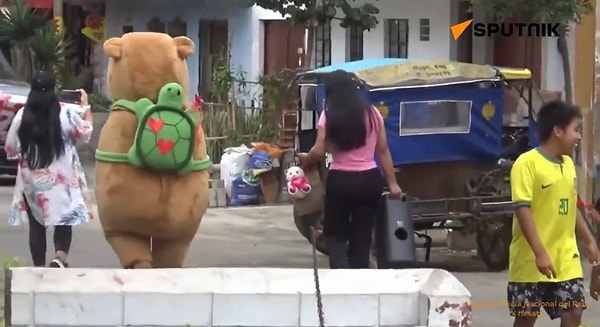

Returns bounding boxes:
[1,178,599,326]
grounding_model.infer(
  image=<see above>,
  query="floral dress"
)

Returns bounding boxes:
[5,107,94,226]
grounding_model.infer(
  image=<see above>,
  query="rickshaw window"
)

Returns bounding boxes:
[399,100,472,135]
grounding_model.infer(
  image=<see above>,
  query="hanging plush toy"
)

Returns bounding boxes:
[286,166,311,199]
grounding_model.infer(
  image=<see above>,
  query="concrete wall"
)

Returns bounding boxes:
[7,267,472,327]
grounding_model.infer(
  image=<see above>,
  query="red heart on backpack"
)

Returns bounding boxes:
[147,117,164,133]
[157,139,174,155]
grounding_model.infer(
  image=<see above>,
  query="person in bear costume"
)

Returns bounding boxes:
[94,32,210,268]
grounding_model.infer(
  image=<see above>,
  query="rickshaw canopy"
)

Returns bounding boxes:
[297,59,532,89]
[296,59,534,165]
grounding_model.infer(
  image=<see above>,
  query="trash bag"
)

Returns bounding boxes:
[229,170,262,206]
[248,150,272,171]
[220,146,253,198]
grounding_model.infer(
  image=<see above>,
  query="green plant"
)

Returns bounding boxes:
[259,69,294,111]
[1,256,23,327]
[29,24,69,71]
[2,257,22,270]
[471,0,593,104]
[57,66,93,91]
[202,50,278,163]
[89,93,112,112]
[0,0,68,81]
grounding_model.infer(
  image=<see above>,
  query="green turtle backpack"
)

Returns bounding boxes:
[95,82,211,175]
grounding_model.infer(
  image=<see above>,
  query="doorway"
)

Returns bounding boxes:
[263,20,305,75]
[198,20,228,100]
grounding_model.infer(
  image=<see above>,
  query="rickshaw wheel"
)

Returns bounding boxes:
[293,206,329,255]
[476,218,512,271]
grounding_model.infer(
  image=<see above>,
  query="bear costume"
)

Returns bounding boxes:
[94,32,210,268]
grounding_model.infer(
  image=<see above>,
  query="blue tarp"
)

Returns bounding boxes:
[315,83,505,165]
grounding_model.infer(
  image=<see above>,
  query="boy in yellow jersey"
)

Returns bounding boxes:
[509,101,599,327]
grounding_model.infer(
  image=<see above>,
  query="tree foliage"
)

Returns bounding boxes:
[470,0,592,26]
[0,0,68,80]
[470,0,593,104]
[253,0,380,31]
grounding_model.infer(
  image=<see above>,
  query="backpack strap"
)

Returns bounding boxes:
[111,99,137,112]
[176,156,213,175]
[96,151,213,171]
[95,150,129,164]
[96,98,159,164]
[112,98,154,117]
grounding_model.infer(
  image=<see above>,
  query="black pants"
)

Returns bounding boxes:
[24,196,72,266]
[323,168,383,269]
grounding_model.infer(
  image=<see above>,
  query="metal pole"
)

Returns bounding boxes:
[574,0,596,202]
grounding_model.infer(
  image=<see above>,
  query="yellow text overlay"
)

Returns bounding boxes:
[470,300,587,310]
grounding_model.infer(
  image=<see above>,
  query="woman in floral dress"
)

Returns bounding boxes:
[5,71,93,268]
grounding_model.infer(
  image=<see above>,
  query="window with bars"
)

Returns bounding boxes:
[147,17,165,33]
[167,17,187,37]
[385,19,409,58]
[315,22,331,68]
[419,19,430,41]
[347,25,363,61]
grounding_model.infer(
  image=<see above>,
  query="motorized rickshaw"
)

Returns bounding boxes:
[292,58,543,271]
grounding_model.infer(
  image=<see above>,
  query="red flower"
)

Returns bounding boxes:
[577,199,584,207]
[192,94,202,111]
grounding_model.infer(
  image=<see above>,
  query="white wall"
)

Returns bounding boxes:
[102,0,263,100]
[101,0,453,100]
[540,30,576,95]
[329,0,452,64]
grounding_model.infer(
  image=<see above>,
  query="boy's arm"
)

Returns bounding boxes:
[515,207,547,256]
[511,158,547,256]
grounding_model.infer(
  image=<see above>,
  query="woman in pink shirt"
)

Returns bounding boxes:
[300,70,402,269]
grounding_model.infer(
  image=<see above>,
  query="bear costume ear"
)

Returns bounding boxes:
[104,37,122,59]
[173,36,195,59]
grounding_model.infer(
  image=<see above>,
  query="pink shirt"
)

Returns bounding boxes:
[318,107,383,171]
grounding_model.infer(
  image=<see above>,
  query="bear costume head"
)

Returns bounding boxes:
[104,32,193,104]
[95,32,209,269]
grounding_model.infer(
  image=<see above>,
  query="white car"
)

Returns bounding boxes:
[0,79,85,183]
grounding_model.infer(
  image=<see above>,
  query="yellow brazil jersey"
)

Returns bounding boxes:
[508,148,582,283]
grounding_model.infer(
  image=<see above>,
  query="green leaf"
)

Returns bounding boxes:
[471,0,592,24]
[255,0,381,29]
[29,24,70,70]
[0,0,48,43]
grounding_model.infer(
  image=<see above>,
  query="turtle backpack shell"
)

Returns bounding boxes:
[135,106,196,172]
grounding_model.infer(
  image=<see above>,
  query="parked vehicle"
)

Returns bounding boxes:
[0,79,85,183]
[292,59,543,271]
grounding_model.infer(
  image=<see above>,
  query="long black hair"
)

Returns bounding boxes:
[18,71,65,169]
[323,70,374,151]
